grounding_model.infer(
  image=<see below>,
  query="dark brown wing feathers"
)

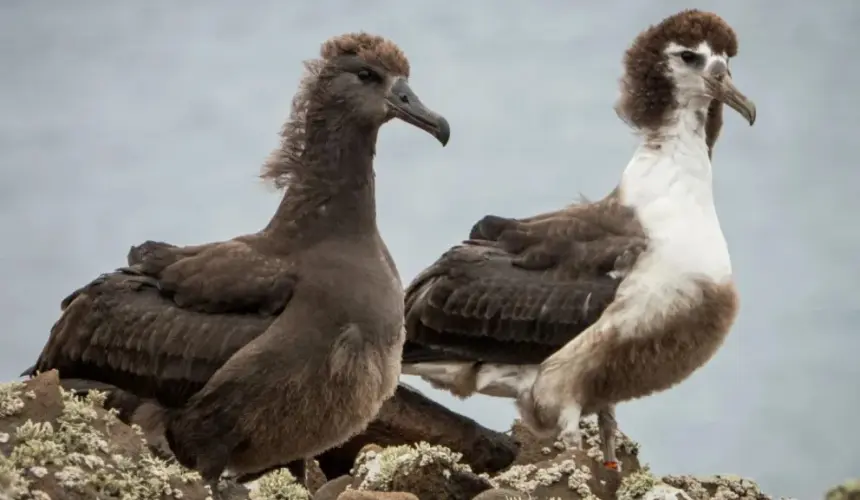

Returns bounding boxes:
[404,245,622,364]
[125,239,297,315]
[33,270,279,408]
[31,236,299,409]
[404,192,647,365]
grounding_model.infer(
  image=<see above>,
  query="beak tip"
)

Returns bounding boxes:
[436,119,451,146]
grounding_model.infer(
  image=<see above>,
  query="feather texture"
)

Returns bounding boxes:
[29,238,297,409]
[403,192,648,365]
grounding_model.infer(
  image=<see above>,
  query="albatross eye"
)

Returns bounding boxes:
[357,69,379,82]
[680,50,699,65]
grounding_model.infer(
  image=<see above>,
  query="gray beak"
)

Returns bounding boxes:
[703,61,757,126]
[385,77,451,146]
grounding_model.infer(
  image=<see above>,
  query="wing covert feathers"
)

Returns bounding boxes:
[404,194,647,364]
[404,244,622,363]
[32,270,281,408]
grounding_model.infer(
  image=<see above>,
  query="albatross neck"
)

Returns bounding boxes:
[619,101,732,281]
[621,104,715,210]
[265,110,381,239]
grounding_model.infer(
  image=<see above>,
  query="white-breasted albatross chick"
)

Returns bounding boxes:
[401,9,755,472]
[22,32,450,497]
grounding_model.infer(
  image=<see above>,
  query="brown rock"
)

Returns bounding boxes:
[351,443,492,500]
[509,418,641,473]
[314,475,354,500]
[495,417,643,498]
[661,474,772,500]
[471,487,530,499]
[0,370,238,500]
[337,491,419,500]
[492,450,603,499]
[306,458,328,493]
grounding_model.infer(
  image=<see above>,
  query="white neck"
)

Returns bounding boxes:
[619,106,732,283]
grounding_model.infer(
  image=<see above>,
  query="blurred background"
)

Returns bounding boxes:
[1,1,857,498]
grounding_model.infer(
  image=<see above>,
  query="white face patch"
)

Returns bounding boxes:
[663,41,728,107]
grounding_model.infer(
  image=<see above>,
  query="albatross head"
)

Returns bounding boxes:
[317,32,450,146]
[616,9,756,130]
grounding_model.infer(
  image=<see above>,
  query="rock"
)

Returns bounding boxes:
[351,442,492,500]
[0,371,315,500]
[0,371,221,500]
[492,449,608,499]
[488,418,643,499]
[826,479,860,500]
[336,491,418,500]
[314,476,353,500]
[248,468,311,499]
[508,417,641,473]
[0,372,798,500]
[617,470,688,500]
[471,487,530,499]
[636,483,692,500]
[661,474,771,500]
[305,459,328,494]
[312,385,518,480]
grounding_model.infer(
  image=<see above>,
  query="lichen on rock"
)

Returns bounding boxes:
[352,442,472,492]
[662,473,772,500]
[617,467,659,500]
[826,479,860,500]
[248,468,309,500]
[351,442,490,500]
[0,371,209,500]
[492,456,590,496]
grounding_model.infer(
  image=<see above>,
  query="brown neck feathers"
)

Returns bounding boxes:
[261,65,380,240]
[704,100,723,160]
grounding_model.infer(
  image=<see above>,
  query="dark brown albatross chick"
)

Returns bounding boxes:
[22,32,449,497]
[401,9,755,474]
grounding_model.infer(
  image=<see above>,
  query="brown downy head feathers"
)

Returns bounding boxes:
[260,32,418,190]
[615,9,739,131]
[320,32,411,79]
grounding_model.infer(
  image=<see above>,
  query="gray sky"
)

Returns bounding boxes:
[1,1,858,498]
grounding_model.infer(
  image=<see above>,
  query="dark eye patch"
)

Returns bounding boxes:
[357,68,382,83]
[679,50,705,68]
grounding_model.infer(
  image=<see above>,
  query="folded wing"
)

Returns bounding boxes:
[404,192,646,365]
[26,237,298,409]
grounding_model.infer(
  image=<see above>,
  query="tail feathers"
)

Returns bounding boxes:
[19,364,37,378]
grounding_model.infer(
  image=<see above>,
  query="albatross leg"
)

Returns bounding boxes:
[597,406,621,472]
[557,402,583,450]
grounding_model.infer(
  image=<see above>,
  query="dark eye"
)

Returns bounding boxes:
[357,69,378,82]
[680,50,698,64]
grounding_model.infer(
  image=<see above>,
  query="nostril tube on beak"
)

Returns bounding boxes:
[399,94,409,103]
[708,60,728,80]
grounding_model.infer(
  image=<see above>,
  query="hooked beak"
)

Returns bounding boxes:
[703,61,756,126]
[386,77,451,146]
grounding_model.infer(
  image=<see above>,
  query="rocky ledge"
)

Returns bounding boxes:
[0,371,837,500]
